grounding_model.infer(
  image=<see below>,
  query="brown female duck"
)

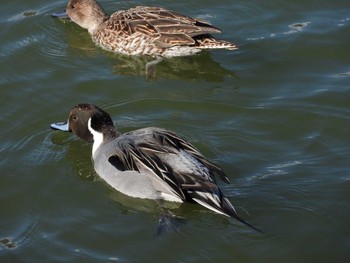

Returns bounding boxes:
[53,0,238,58]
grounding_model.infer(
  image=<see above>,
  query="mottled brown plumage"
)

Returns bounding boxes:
[62,0,238,57]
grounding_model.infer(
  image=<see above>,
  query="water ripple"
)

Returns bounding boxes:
[331,71,350,78]
[0,215,48,251]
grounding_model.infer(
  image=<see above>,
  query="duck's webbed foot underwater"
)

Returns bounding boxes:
[145,56,164,79]
[156,209,187,235]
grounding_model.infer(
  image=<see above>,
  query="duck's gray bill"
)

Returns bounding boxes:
[51,121,70,132]
[52,11,69,19]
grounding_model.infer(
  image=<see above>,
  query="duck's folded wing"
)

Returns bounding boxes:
[130,140,241,220]
[114,6,222,47]
[107,139,220,201]
[151,129,231,184]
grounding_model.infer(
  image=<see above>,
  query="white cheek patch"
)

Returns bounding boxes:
[88,118,104,158]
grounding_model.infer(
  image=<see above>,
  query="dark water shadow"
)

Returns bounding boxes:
[109,52,238,82]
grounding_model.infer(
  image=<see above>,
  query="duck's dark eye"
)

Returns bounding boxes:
[71,115,77,121]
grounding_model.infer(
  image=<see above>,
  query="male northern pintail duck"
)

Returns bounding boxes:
[53,0,238,58]
[51,104,261,232]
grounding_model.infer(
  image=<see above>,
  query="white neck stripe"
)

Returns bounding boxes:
[88,118,104,158]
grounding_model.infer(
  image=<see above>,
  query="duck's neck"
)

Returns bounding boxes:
[104,128,120,141]
[90,126,120,158]
[86,2,109,34]
[91,131,104,158]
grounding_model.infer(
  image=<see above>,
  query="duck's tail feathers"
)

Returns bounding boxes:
[190,191,262,233]
[196,36,239,50]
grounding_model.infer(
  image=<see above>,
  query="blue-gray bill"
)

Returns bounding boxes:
[51,11,70,19]
[50,121,70,132]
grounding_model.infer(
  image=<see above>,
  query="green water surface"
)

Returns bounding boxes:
[1,0,350,262]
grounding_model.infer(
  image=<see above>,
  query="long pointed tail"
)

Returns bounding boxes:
[221,197,263,233]
[190,190,262,233]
